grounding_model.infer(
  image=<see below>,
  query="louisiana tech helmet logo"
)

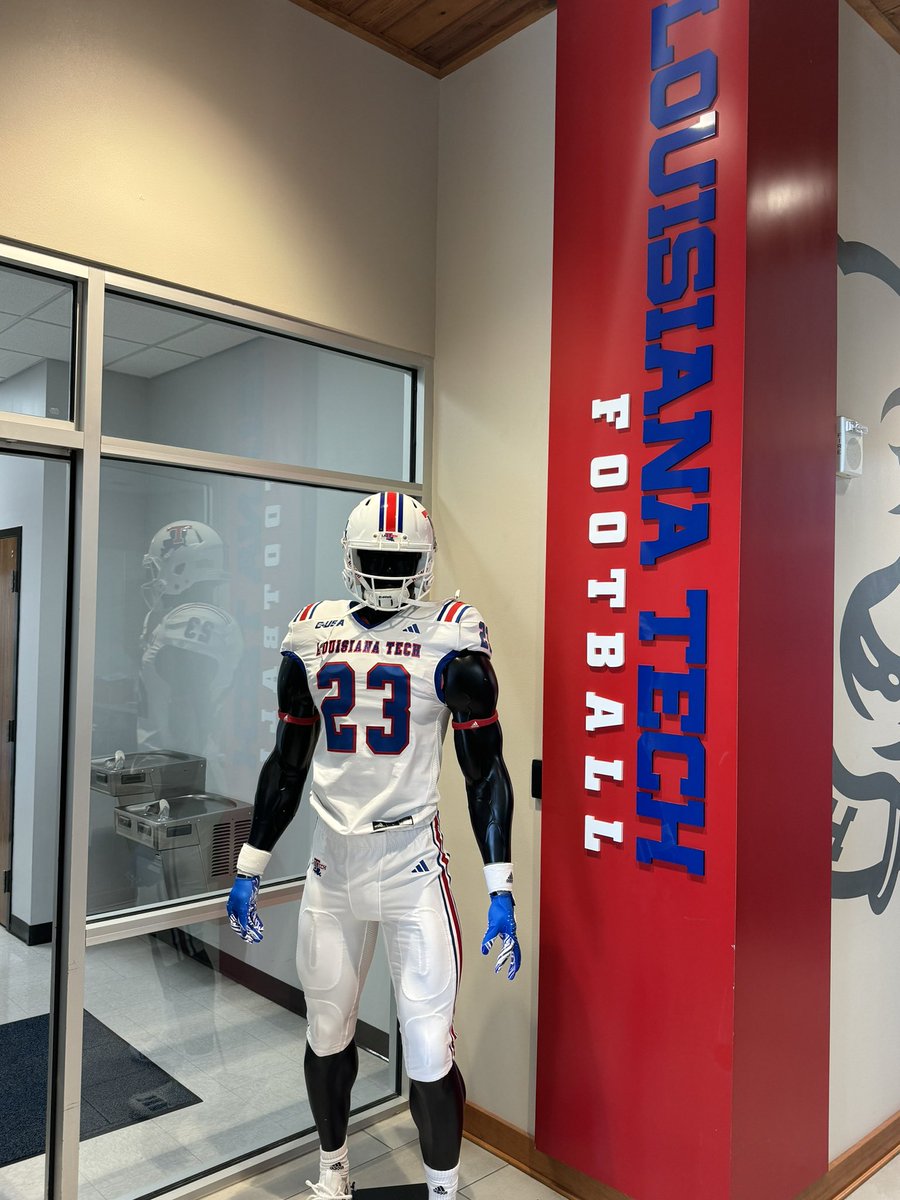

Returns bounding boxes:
[161,523,194,556]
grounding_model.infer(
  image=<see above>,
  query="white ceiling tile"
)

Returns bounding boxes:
[0,269,67,317]
[104,296,205,345]
[30,292,74,327]
[0,318,72,359]
[108,346,200,378]
[0,313,22,335]
[160,322,259,357]
[0,349,42,378]
[103,337,145,365]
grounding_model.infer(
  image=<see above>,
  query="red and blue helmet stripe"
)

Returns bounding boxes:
[378,492,405,535]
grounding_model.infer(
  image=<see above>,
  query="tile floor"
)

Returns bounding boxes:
[207,1114,900,1200]
[849,1154,900,1200]
[2,926,900,1200]
[206,1110,560,1200]
[0,926,391,1200]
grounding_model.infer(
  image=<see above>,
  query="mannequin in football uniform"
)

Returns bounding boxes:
[227,492,520,1200]
[139,520,244,793]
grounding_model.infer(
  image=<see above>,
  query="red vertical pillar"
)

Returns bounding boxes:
[536,3,836,1200]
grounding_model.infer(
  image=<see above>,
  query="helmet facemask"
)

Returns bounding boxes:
[346,548,431,611]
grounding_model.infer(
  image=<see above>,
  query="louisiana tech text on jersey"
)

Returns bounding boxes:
[315,638,423,659]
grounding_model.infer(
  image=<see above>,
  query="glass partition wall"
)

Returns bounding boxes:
[0,248,428,1200]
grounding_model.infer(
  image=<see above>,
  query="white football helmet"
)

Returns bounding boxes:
[342,492,436,611]
[142,520,227,609]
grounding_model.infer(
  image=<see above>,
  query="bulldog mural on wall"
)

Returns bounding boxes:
[832,237,900,913]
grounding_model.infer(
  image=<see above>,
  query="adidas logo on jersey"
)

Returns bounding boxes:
[402,623,420,634]
[433,1188,448,1196]
[411,859,430,874]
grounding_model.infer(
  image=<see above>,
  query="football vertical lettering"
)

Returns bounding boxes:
[584,394,631,856]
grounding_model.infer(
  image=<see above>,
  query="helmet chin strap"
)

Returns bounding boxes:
[394,594,439,609]
[352,572,426,611]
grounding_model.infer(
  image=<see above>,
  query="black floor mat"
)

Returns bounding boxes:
[0,1010,201,1167]
[353,1188,429,1198]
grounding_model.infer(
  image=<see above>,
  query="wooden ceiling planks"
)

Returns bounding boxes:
[845,0,900,54]
[286,0,555,76]
[383,0,490,50]
[288,0,900,78]
[351,0,434,33]
[415,0,549,64]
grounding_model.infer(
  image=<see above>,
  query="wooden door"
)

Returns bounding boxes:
[0,529,21,930]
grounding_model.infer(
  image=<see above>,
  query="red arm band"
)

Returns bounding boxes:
[451,712,499,731]
[278,710,319,726]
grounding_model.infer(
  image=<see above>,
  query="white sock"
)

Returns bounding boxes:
[318,1142,349,1193]
[425,1163,459,1199]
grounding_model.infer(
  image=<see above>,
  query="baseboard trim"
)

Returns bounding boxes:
[795,1109,900,1200]
[9,914,52,946]
[462,1103,630,1200]
[463,1103,900,1200]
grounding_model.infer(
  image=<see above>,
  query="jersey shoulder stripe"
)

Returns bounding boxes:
[436,599,471,624]
[283,599,347,659]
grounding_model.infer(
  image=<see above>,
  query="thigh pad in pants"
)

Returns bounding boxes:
[297,902,376,1057]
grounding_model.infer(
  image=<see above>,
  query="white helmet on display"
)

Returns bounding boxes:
[142,520,227,609]
[341,492,436,611]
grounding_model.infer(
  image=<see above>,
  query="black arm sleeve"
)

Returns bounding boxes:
[442,651,513,866]
[246,655,319,853]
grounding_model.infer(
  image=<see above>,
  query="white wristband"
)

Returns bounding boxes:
[236,844,272,877]
[484,862,514,893]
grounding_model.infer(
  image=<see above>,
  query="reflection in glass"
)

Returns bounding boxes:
[0,453,70,1200]
[77,908,394,1200]
[89,462,365,914]
[101,294,416,481]
[0,264,74,421]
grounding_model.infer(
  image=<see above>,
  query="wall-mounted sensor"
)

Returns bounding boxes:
[837,416,868,478]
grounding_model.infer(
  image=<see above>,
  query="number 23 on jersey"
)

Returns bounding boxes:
[317,662,411,755]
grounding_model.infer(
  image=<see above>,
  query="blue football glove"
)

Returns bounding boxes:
[227,875,264,944]
[481,893,521,980]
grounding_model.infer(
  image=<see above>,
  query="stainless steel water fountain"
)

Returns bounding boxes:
[88,751,252,912]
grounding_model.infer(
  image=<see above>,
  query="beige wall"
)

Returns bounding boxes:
[0,0,439,355]
[432,15,556,1134]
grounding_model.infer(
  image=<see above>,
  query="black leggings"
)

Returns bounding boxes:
[305,1042,465,1169]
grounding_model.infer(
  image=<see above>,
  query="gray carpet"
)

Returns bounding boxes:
[0,1011,201,1167]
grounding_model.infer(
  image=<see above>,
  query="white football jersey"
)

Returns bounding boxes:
[138,603,244,776]
[281,598,492,835]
